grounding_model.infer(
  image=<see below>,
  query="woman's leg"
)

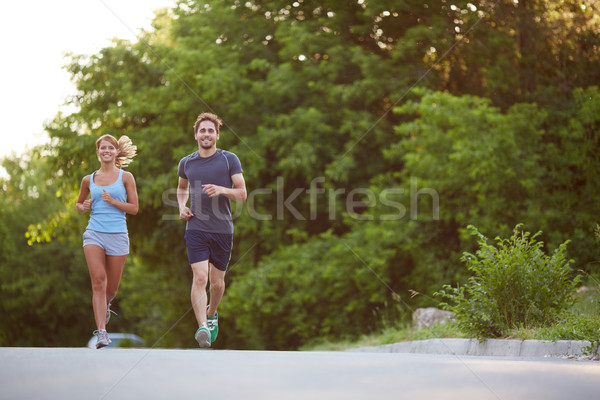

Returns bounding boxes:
[105,254,127,306]
[84,245,108,330]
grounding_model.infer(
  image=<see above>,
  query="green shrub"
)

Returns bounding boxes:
[436,224,581,338]
[532,313,600,343]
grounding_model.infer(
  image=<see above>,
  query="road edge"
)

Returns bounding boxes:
[348,338,600,360]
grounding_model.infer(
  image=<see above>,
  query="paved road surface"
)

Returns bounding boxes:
[1,347,598,400]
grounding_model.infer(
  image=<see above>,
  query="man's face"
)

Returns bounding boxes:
[195,120,219,149]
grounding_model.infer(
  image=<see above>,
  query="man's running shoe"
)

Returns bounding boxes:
[194,327,211,348]
[94,330,111,349]
[207,313,219,343]
[106,303,117,325]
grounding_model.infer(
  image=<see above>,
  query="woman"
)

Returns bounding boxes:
[76,134,138,349]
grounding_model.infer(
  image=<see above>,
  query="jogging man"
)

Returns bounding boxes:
[177,112,246,348]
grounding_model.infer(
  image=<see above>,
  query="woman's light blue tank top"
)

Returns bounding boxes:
[87,169,128,233]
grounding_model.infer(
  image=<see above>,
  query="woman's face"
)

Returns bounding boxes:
[97,140,117,163]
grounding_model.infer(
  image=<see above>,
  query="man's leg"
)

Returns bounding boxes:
[191,260,211,347]
[205,232,232,344]
[208,263,226,317]
[190,260,210,327]
[207,263,225,343]
[185,230,212,347]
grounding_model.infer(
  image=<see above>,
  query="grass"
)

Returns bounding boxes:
[300,321,466,351]
[301,283,600,352]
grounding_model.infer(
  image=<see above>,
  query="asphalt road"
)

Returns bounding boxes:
[1,347,599,400]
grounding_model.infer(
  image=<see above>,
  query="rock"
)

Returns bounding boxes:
[412,307,455,330]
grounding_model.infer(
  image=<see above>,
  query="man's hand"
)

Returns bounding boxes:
[180,206,194,221]
[202,184,224,198]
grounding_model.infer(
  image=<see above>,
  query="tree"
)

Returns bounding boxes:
[0,151,90,346]
[9,0,599,349]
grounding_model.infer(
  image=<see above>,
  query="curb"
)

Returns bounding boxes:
[348,338,599,359]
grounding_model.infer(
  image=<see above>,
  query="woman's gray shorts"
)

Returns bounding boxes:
[83,230,129,256]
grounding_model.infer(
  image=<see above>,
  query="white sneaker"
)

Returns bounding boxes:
[94,330,111,349]
[106,303,117,325]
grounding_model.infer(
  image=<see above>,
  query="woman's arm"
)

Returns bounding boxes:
[76,175,92,213]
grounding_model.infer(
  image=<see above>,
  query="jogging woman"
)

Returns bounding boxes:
[76,134,138,349]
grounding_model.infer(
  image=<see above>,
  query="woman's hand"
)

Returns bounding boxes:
[101,189,115,205]
[78,199,92,213]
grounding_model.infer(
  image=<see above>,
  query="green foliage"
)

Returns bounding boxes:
[530,314,600,344]
[301,320,466,352]
[535,86,600,265]
[117,255,196,348]
[509,279,600,351]
[223,226,408,349]
[523,268,600,351]
[389,89,546,238]
[0,152,91,346]
[436,224,581,338]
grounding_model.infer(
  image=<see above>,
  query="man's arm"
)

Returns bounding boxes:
[201,173,247,202]
[178,177,194,221]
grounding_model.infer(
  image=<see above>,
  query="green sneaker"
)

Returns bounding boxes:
[194,326,211,348]
[207,313,218,342]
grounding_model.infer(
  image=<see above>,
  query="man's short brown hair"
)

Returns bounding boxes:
[194,112,223,134]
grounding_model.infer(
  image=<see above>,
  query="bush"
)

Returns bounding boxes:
[436,224,581,338]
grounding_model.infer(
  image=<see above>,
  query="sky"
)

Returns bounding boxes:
[0,0,175,162]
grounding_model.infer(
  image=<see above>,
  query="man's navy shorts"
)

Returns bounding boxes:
[184,230,233,271]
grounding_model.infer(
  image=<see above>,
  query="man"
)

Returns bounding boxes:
[177,112,247,348]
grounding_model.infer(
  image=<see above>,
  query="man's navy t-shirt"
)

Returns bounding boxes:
[178,149,243,234]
